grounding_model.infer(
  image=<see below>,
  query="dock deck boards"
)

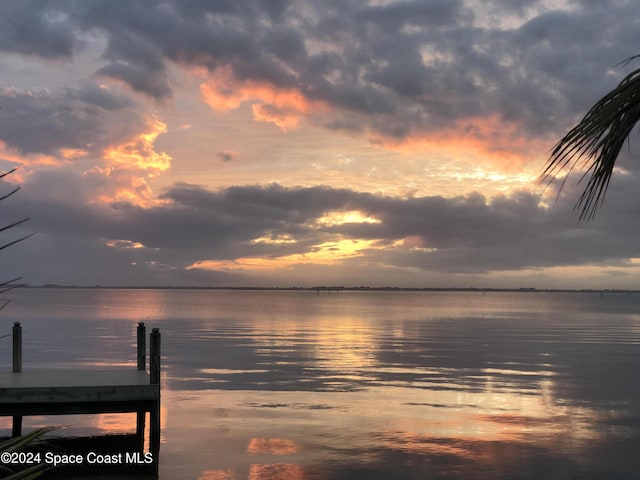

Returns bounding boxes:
[0,369,158,408]
[0,369,151,389]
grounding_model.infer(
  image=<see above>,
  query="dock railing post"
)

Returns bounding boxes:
[12,322,22,437]
[150,328,161,471]
[137,322,146,371]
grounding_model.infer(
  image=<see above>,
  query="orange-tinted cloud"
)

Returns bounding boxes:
[0,140,70,169]
[85,166,158,207]
[85,116,172,207]
[375,115,550,172]
[200,66,327,131]
[1,114,171,208]
[103,117,171,173]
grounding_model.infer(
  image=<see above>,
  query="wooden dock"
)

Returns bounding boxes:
[0,322,161,475]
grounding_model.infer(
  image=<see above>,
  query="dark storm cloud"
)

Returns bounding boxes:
[356,0,465,28]
[5,1,638,139]
[0,84,142,155]
[0,0,77,59]
[95,31,172,100]
[10,173,640,281]
[117,179,640,273]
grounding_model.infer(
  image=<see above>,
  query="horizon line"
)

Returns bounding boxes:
[19,284,640,293]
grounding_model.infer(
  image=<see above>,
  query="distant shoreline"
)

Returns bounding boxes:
[20,285,640,293]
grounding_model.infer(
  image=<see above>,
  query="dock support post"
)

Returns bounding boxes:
[136,411,146,453]
[150,328,161,472]
[12,322,22,437]
[136,322,146,450]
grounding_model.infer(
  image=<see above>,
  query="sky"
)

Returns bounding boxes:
[2,0,640,289]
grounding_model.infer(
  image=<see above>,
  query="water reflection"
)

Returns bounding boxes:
[248,438,300,455]
[159,380,638,479]
[2,289,640,479]
[248,464,304,480]
[199,470,235,480]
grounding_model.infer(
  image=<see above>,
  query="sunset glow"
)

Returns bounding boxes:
[315,210,381,226]
[200,66,328,131]
[4,6,639,480]
[188,238,376,272]
[0,0,637,288]
[103,118,171,173]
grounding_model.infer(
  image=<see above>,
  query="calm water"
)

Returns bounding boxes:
[1,288,640,479]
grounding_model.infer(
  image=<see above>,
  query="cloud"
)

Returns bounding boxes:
[95,30,172,100]
[2,0,640,287]
[4,0,635,147]
[0,84,140,156]
[218,151,237,162]
[199,66,327,130]
[0,83,171,207]
[5,174,640,287]
[0,0,77,59]
[102,118,171,173]
[357,0,465,28]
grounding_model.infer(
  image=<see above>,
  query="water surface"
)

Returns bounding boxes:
[1,289,639,479]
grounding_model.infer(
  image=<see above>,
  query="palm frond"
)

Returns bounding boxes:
[0,167,32,312]
[0,427,56,454]
[0,168,17,180]
[0,232,35,252]
[0,218,29,234]
[543,65,640,219]
[0,427,57,480]
[0,277,24,311]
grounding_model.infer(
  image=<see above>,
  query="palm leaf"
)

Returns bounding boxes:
[2,462,48,480]
[0,428,55,453]
[543,64,640,219]
[0,427,57,479]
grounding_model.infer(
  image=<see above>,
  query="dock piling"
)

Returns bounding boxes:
[150,328,160,385]
[137,322,146,371]
[136,322,147,450]
[150,328,161,469]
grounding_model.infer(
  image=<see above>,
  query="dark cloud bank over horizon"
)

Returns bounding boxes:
[1,169,639,287]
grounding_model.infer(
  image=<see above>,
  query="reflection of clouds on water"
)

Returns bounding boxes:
[3,289,640,479]
[161,385,640,480]
[198,469,234,480]
[195,437,303,480]
[249,463,304,480]
[247,438,299,455]
[146,291,640,477]
[240,402,340,411]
